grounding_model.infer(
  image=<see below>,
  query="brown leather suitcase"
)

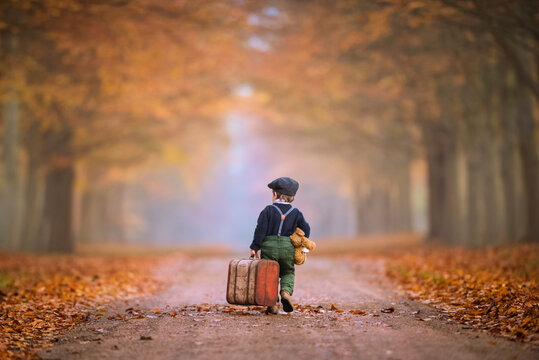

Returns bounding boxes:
[226,258,279,306]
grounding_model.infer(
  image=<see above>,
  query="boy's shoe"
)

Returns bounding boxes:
[280,290,294,312]
[266,305,279,315]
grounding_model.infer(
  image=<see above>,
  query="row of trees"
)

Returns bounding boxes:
[0,0,251,252]
[1,0,537,252]
[247,0,538,245]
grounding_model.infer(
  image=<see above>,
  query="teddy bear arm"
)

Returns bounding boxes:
[300,238,316,251]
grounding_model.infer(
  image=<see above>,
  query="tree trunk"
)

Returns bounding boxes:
[1,31,22,251]
[466,149,482,246]
[481,124,506,246]
[21,152,43,251]
[398,161,412,232]
[79,186,94,243]
[1,96,21,251]
[106,184,126,241]
[423,125,449,241]
[41,128,75,253]
[42,164,75,253]
[499,90,520,243]
[440,133,460,245]
[515,88,539,241]
[95,188,109,241]
[78,167,101,243]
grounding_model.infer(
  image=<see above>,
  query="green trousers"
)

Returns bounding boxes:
[261,235,295,296]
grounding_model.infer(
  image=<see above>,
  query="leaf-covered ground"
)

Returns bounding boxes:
[2,243,538,359]
[39,256,537,360]
[0,253,164,359]
[386,243,538,342]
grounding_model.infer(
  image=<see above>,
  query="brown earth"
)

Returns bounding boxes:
[40,256,538,360]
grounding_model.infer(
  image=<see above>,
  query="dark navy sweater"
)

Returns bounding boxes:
[250,203,311,251]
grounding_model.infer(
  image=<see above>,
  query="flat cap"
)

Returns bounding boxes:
[268,177,299,196]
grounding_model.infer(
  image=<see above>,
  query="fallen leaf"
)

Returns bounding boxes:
[349,310,368,315]
[386,244,538,342]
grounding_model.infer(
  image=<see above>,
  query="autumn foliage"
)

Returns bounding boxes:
[386,244,539,342]
[0,253,163,359]
[1,0,538,254]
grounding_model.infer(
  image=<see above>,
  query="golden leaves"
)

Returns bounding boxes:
[0,253,162,358]
[386,244,538,342]
[349,309,368,315]
[2,0,248,176]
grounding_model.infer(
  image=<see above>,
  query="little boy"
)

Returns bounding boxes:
[250,177,311,314]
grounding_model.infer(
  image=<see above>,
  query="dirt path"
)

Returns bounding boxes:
[40,256,537,360]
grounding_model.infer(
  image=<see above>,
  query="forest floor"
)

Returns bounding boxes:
[1,241,537,359]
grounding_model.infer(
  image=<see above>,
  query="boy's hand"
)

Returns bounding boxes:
[250,249,259,259]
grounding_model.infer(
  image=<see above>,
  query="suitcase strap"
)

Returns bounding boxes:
[271,204,295,237]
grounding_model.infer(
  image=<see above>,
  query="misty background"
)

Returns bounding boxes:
[0,0,537,253]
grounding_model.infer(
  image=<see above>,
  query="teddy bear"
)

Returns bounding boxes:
[289,227,316,265]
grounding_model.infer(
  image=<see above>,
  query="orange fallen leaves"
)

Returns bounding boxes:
[349,309,368,315]
[219,305,262,315]
[386,243,538,342]
[0,253,162,359]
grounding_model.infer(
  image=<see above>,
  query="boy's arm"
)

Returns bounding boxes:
[297,211,311,238]
[250,207,269,251]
